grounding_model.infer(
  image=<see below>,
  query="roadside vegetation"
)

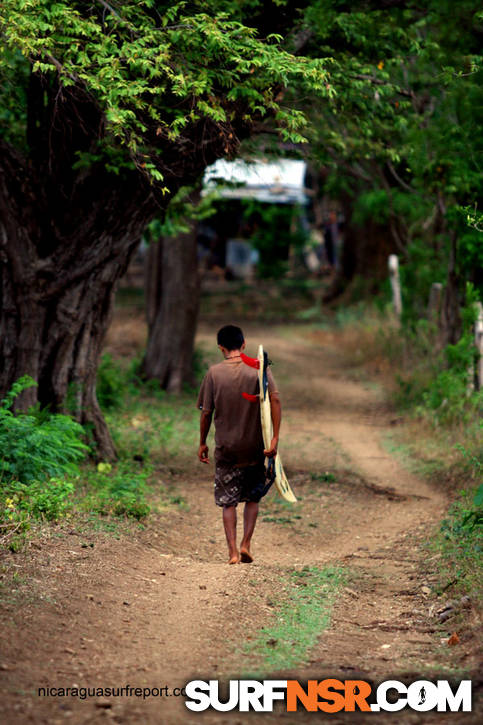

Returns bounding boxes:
[1,2,480,572]
[241,565,346,674]
[1,281,480,606]
[0,282,480,700]
[0,355,200,553]
[326,295,482,603]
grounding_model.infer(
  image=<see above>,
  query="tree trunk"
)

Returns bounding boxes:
[142,223,200,392]
[442,231,461,345]
[0,225,145,459]
[144,232,164,334]
[0,140,158,460]
[0,71,248,458]
[324,195,396,303]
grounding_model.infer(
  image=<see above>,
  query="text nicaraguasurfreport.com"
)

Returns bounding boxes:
[38,685,186,700]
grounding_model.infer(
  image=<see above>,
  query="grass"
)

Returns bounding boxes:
[0,326,210,553]
[200,278,330,323]
[426,486,483,598]
[241,565,346,674]
[72,375,204,530]
[383,421,482,486]
[95,347,203,468]
[262,514,302,524]
[382,432,446,478]
[327,300,483,606]
[106,391,201,467]
[74,367,202,525]
[261,496,303,526]
[0,385,201,552]
[310,471,337,484]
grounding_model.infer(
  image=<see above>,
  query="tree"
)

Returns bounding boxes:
[296,1,482,334]
[0,1,331,457]
[142,186,216,391]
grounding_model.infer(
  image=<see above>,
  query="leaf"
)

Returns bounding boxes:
[473,484,483,508]
[97,462,112,473]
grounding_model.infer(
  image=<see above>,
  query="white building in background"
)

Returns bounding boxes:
[202,158,311,279]
[203,157,309,205]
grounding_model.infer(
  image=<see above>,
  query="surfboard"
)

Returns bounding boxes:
[257,345,297,503]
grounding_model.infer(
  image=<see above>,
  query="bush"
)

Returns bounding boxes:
[241,200,308,279]
[420,368,483,426]
[0,376,88,484]
[3,478,75,521]
[436,483,483,593]
[0,498,30,551]
[416,288,483,425]
[96,353,125,410]
[389,284,483,425]
[0,477,75,551]
[83,461,151,519]
[191,346,208,388]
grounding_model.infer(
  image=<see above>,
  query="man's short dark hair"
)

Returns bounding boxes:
[217,325,244,351]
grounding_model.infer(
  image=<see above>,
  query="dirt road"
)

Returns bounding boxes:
[0,322,478,724]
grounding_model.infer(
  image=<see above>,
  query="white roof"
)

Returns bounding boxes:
[203,158,308,204]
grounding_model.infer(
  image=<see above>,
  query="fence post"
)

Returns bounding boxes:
[475,301,483,391]
[388,254,402,319]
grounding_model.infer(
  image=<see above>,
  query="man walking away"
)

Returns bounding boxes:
[197,325,281,564]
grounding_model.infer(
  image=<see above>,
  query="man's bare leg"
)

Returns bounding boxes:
[222,505,239,564]
[240,501,259,563]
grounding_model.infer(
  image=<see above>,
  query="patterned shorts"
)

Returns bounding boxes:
[214,462,267,508]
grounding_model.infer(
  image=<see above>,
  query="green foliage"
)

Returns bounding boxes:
[310,471,336,484]
[415,286,483,425]
[241,200,308,278]
[243,565,346,672]
[96,354,125,411]
[458,204,483,234]
[97,345,206,407]
[378,282,483,427]
[432,441,482,594]
[332,299,482,437]
[455,442,483,483]
[351,189,390,226]
[0,0,332,175]
[82,461,151,520]
[147,186,219,239]
[0,376,88,485]
[1,374,37,410]
[436,484,483,593]
[302,0,483,311]
[410,340,482,426]
[3,478,74,521]
[399,240,448,323]
[0,495,30,551]
[78,370,205,521]
[108,389,199,465]
[461,484,483,531]
[0,376,86,547]
[0,47,29,146]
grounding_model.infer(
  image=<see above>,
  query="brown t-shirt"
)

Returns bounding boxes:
[197,358,277,466]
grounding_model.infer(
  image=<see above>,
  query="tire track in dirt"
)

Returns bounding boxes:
[1,322,477,724]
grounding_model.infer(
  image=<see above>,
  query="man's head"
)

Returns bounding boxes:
[217,325,245,351]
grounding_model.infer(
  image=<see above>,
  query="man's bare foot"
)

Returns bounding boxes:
[228,551,240,564]
[240,548,253,563]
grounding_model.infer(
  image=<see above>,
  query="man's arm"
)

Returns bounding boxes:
[198,409,213,463]
[264,392,281,458]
